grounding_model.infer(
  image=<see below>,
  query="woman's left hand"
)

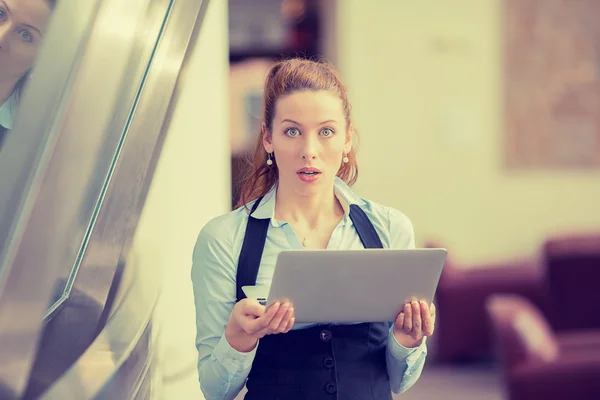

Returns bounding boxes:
[392,300,436,348]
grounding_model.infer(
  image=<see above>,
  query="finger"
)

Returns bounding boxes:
[395,311,405,331]
[263,301,281,321]
[253,326,270,339]
[235,301,267,333]
[239,317,260,334]
[276,304,295,332]
[266,304,295,335]
[411,300,422,336]
[430,303,436,320]
[403,303,412,331]
[248,302,280,332]
[420,301,434,336]
[269,302,291,331]
[282,316,295,333]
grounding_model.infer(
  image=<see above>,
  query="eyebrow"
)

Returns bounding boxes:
[281,119,338,126]
[23,23,41,35]
[1,1,43,35]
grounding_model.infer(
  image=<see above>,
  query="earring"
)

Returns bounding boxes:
[266,153,273,166]
[343,154,349,164]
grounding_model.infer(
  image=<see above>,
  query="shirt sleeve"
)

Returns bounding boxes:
[385,207,428,393]
[386,327,428,393]
[191,218,255,400]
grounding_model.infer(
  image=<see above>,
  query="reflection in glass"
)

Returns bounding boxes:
[0,0,56,149]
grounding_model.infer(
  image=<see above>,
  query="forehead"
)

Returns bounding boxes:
[274,90,344,121]
[3,0,53,31]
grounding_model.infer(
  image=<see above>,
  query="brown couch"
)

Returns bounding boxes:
[543,234,600,332]
[486,294,600,400]
[428,242,546,363]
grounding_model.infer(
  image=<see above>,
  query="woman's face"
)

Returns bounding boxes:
[263,90,352,197]
[0,0,53,85]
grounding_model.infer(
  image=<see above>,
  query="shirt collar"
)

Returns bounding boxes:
[249,176,366,226]
[0,93,17,130]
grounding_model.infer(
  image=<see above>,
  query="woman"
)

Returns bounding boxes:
[0,0,55,148]
[192,58,435,400]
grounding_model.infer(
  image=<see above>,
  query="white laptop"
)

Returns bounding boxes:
[242,248,447,323]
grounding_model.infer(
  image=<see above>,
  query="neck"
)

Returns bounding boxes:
[274,182,343,229]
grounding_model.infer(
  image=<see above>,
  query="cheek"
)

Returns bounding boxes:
[324,140,345,160]
[10,44,39,71]
[272,143,295,167]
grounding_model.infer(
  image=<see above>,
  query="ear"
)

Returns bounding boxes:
[262,122,273,153]
[344,124,353,154]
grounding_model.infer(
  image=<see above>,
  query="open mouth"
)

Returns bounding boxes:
[297,167,322,174]
[297,167,322,181]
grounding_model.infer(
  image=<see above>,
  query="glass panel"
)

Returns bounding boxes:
[23,0,210,395]
[45,0,175,319]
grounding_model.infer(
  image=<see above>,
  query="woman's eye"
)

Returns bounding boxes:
[19,30,33,42]
[285,128,300,137]
[321,128,334,137]
[0,9,6,19]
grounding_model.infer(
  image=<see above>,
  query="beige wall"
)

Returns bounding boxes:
[131,0,230,398]
[335,0,600,265]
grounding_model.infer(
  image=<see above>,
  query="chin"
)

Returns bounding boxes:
[293,176,334,196]
[292,185,320,197]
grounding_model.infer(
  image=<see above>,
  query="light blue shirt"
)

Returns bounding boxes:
[191,177,427,400]
[0,93,17,129]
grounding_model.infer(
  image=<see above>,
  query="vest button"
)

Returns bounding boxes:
[325,381,337,394]
[323,356,334,368]
[320,329,332,342]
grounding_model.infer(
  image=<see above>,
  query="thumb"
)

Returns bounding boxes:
[240,299,266,318]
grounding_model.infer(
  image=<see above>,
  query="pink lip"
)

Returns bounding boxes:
[296,167,322,183]
[296,167,322,174]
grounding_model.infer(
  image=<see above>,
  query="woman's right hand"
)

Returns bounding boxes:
[225,299,295,353]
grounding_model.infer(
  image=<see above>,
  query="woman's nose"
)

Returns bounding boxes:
[0,25,9,48]
[301,136,317,160]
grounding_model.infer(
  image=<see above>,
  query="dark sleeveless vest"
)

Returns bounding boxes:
[236,198,393,400]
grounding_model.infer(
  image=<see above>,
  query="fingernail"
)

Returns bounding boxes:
[289,307,295,313]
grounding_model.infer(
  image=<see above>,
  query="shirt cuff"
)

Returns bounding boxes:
[212,334,258,375]
[387,326,428,361]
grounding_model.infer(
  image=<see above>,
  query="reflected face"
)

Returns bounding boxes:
[0,0,53,85]
[263,90,352,196]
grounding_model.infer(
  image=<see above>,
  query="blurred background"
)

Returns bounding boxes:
[0,0,599,399]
